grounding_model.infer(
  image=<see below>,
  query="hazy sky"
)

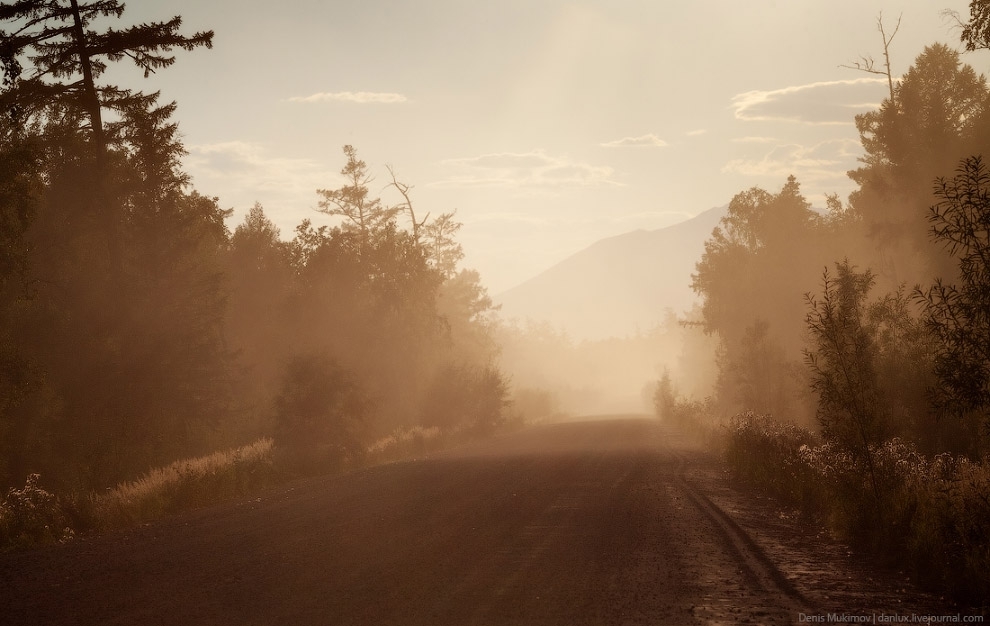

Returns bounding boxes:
[117,1,987,292]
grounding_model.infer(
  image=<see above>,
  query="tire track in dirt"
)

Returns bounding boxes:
[3,417,958,625]
[669,443,811,614]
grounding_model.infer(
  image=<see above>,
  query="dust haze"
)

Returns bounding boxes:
[2,0,990,619]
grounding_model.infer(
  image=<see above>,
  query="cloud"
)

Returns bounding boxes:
[434,149,618,189]
[685,129,707,137]
[185,141,332,218]
[600,133,668,148]
[287,91,408,104]
[732,136,777,144]
[721,138,862,184]
[731,77,887,125]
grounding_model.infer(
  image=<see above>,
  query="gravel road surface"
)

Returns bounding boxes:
[0,418,959,625]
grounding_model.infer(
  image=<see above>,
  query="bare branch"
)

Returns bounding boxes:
[385,164,427,244]
[840,12,901,102]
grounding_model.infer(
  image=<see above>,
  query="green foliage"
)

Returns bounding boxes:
[920,156,990,423]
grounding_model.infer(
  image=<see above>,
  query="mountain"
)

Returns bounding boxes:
[494,206,726,339]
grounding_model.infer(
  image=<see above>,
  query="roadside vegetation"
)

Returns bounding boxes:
[0,407,541,551]
[656,6,990,606]
[0,2,561,552]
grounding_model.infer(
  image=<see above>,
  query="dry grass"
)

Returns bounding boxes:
[89,438,278,531]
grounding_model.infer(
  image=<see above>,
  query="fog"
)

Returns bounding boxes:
[3,0,990,615]
[495,312,719,418]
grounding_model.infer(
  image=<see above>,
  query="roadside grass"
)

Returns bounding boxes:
[366,425,445,465]
[90,437,279,531]
[0,438,279,550]
[0,418,532,552]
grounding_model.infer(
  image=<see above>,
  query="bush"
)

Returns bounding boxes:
[273,353,369,473]
[724,412,823,510]
[420,363,510,435]
[0,474,73,549]
[723,412,990,604]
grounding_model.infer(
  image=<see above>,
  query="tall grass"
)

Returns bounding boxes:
[91,437,278,530]
[0,438,278,550]
[2,411,533,552]
[366,425,444,464]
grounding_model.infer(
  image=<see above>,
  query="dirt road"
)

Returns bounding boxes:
[0,418,955,625]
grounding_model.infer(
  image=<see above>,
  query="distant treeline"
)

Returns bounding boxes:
[0,2,506,493]
[659,6,990,604]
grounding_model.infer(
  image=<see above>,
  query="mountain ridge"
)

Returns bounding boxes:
[494,206,726,339]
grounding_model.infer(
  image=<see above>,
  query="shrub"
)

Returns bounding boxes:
[723,412,990,604]
[273,353,369,473]
[724,412,822,509]
[0,474,73,549]
[420,363,510,435]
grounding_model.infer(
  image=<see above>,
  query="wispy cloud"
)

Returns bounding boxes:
[731,136,778,143]
[731,77,887,125]
[721,138,862,184]
[685,129,707,137]
[601,133,668,148]
[434,150,618,189]
[287,91,408,104]
[186,141,332,218]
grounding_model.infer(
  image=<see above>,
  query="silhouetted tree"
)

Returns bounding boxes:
[436,268,499,363]
[840,12,901,102]
[804,262,889,512]
[0,0,213,270]
[957,0,990,51]
[422,210,464,278]
[0,3,220,488]
[919,156,990,424]
[316,145,399,250]
[0,0,213,152]
[849,44,988,282]
[693,176,819,342]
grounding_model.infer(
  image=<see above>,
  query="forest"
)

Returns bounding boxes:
[0,1,517,539]
[656,6,990,603]
[1,0,990,609]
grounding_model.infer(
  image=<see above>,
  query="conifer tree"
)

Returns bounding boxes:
[0,0,213,151]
